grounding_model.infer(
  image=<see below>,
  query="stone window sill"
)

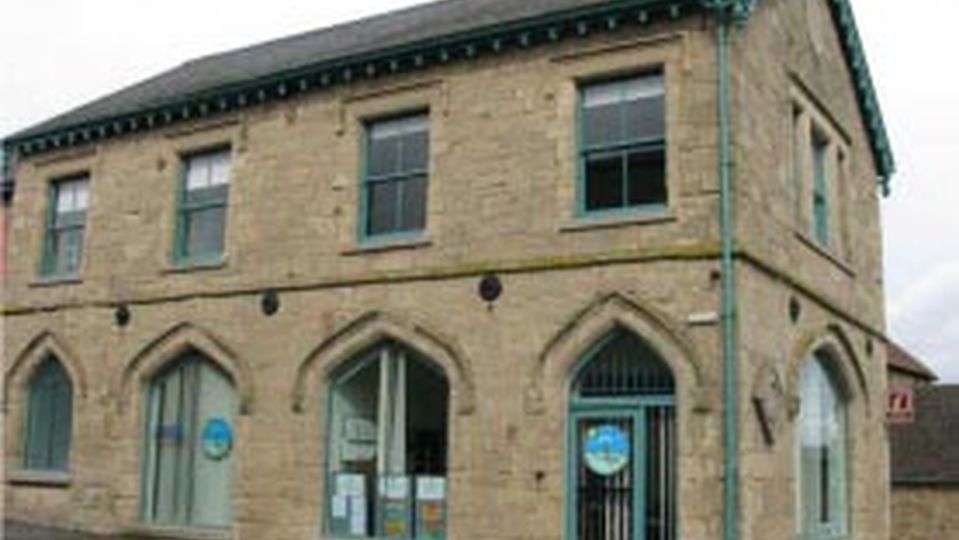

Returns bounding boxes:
[163,255,229,274]
[29,275,83,288]
[794,231,856,278]
[559,209,676,233]
[342,236,433,256]
[6,469,72,487]
[123,525,234,540]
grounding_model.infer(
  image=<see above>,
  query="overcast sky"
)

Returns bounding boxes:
[2,0,956,382]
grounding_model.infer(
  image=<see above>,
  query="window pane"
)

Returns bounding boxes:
[369,137,401,178]
[25,359,72,471]
[55,177,89,213]
[400,130,429,172]
[50,370,73,471]
[185,184,228,206]
[25,377,55,469]
[584,153,624,211]
[209,155,231,186]
[369,115,428,178]
[399,176,427,232]
[52,228,84,276]
[798,357,847,536]
[367,180,400,236]
[184,207,226,258]
[626,150,667,207]
[583,101,623,148]
[54,209,85,228]
[186,151,231,191]
[186,156,212,191]
[583,75,664,147]
[812,133,829,245]
[623,93,665,143]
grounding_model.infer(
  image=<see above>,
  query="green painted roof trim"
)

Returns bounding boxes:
[2,0,893,191]
[828,0,894,193]
[1,0,689,157]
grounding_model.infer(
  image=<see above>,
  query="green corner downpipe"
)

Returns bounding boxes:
[700,2,756,540]
[717,14,738,540]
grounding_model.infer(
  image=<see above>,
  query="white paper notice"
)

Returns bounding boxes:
[349,496,367,535]
[337,473,366,497]
[416,477,446,501]
[331,495,348,518]
[385,476,410,499]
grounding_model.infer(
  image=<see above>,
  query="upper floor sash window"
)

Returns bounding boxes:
[579,73,666,214]
[176,149,231,263]
[42,175,89,278]
[362,114,429,239]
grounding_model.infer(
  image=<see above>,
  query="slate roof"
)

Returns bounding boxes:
[889,385,959,485]
[7,0,634,140]
[2,0,894,185]
[888,342,939,383]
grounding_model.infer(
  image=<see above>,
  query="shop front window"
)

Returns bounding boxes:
[327,342,448,539]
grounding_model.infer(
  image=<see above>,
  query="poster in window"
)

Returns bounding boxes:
[416,477,446,540]
[330,473,367,537]
[349,496,367,536]
[381,476,411,538]
[416,476,445,501]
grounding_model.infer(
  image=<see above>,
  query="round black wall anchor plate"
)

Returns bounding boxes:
[261,289,280,316]
[115,305,131,327]
[478,274,503,303]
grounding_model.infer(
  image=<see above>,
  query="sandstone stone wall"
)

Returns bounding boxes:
[891,486,959,540]
[2,2,890,539]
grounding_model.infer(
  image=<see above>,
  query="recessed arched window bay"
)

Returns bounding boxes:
[141,351,237,530]
[24,356,73,472]
[567,328,676,540]
[326,340,449,539]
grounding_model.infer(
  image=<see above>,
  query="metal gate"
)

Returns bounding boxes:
[567,330,676,540]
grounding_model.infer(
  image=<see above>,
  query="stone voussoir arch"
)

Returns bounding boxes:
[527,291,709,413]
[291,310,476,416]
[787,322,872,416]
[116,321,255,415]
[4,330,88,412]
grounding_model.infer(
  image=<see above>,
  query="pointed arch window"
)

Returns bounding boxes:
[24,356,73,471]
[142,352,237,529]
[797,353,848,539]
[326,341,449,539]
[567,329,677,540]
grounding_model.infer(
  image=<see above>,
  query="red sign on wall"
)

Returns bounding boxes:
[887,387,915,424]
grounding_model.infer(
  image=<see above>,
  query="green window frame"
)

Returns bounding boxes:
[360,113,429,241]
[577,73,667,216]
[797,354,848,540]
[41,175,89,278]
[174,148,231,264]
[812,131,830,246]
[23,356,73,472]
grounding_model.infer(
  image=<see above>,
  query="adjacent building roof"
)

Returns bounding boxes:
[888,342,939,383]
[1,0,894,188]
[890,385,959,485]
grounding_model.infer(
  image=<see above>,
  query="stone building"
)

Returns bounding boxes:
[883,347,957,540]
[886,342,937,390]
[2,1,895,540]
[888,385,959,540]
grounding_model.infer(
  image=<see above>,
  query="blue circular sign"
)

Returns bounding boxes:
[583,424,630,476]
[201,417,234,461]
